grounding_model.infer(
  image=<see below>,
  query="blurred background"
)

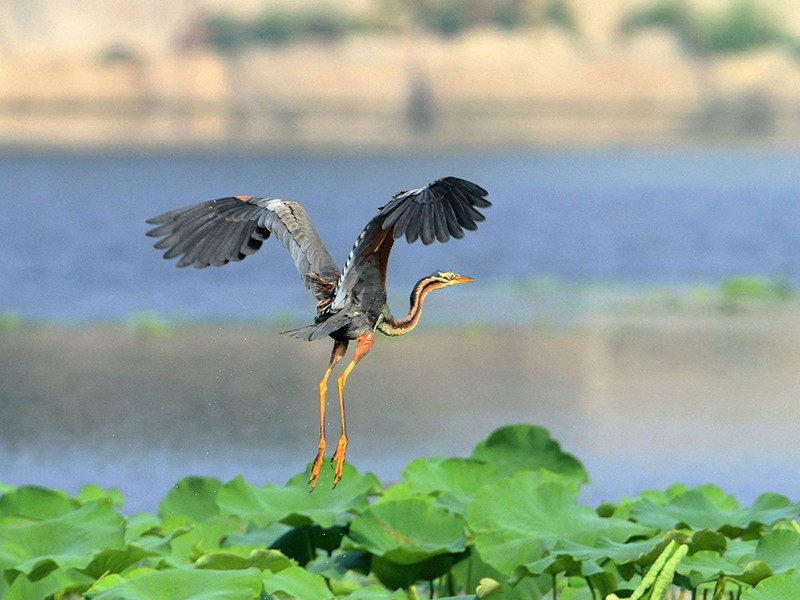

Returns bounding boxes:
[3,0,800,148]
[1,0,800,513]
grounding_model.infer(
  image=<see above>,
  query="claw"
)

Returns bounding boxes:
[331,435,348,488]
[308,439,327,490]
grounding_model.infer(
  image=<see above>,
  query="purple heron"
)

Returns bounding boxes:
[146,176,490,488]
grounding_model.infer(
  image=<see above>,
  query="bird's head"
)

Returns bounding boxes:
[430,270,474,287]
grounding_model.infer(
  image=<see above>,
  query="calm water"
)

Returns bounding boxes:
[2,149,800,322]
[1,148,800,513]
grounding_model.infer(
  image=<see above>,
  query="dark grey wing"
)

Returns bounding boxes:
[146,196,340,303]
[330,176,490,311]
[378,176,491,245]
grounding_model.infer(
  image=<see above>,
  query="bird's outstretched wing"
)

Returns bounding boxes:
[146,196,340,303]
[378,176,491,245]
[330,176,490,312]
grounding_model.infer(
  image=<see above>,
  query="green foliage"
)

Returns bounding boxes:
[720,275,791,303]
[471,424,588,483]
[1,424,799,598]
[619,0,691,38]
[128,311,172,337]
[204,14,246,55]
[411,0,578,37]
[741,573,800,599]
[620,0,786,56]
[98,43,144,67]
[414,0,474,37]
[202,5,367,53]
[543,0,578,35]
[698,0,785,54]
[0,312,23,331]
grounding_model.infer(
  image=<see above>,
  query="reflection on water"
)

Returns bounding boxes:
[2,307,799,513]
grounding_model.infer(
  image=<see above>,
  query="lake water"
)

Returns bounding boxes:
[2,148,800,322]
[1,148,800,513]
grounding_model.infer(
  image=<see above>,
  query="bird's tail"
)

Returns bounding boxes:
[282,318,345,341]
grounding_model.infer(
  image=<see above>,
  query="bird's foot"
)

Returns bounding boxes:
[308,439,327,490]
[330,435,348,488]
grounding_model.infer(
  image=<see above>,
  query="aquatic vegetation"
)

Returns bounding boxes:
[0,424,798,599]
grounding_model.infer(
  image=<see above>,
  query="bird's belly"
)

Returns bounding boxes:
[329,311,378,341]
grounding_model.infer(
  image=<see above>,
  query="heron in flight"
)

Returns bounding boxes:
[146,176,490,488]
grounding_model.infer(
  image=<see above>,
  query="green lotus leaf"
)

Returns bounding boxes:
[345,498,467,565]
[631,489,732,531]
[401,457,500,497]
[270,524,347,565]
[305,549,372,591]
[124,513,163,541]
[389,457,505,515]
[163,515,245,563]
[741,494,800,531]
[675,531,798,588]
[631,488,800,534]
[217,466,379,529]
[536,534,679,572]
[123,516,193,556]
[676,550,748,584]
[86,566,263,599]
[725,539,760,564]
[603,488,678,520]
[471,425,588,483]
[222,521,294,549]
[195,547,294,572]
[739,561,775,587]
[340,584,407,599]
[690,529,727,554]
[262,565,334,600]
[158,476,223,522]
[76,484,125,507]
[449,548,549,599]
[750,529,800,579]
[741,574,800,600]
[0,501,125,584]
[370,554,460,590]
[79,543,161,578]
[468,472,651,575]
[0,485,77,520]
[378,482,423,503]
[3,567,94,600]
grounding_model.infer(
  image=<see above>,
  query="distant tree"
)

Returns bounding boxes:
[619,0,787,135]
[543,0,578,36]
[396,0,578,38]
[98,43,153,118]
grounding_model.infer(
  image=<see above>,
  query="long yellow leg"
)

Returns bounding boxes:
[309,340,347,490]
[331,333,374,487]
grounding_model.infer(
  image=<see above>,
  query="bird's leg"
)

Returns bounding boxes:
[332,332,375,487]
[309,339,348,490]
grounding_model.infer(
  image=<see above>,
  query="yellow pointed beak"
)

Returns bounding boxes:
[453,275,473,285]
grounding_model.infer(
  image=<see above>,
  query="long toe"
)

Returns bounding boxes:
[331,435,348,488]
[308,441,327,490]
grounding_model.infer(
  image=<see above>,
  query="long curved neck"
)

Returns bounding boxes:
[377,276,445,337]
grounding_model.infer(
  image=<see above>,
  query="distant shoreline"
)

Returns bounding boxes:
[2,136,799,156]
[3,20,800,150]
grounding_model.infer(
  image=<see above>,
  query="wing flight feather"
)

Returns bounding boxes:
[146,196,340,302]
[330,176,490,311]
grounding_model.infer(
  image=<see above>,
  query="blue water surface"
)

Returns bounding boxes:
[2,148,799,321]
